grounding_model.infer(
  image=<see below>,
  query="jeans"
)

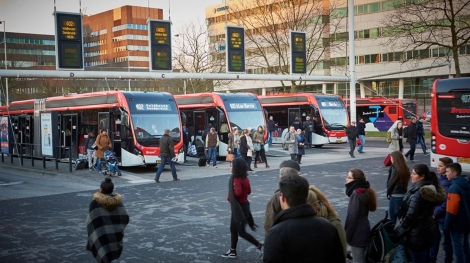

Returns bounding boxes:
[358,135,365,152]
[351,246,366,263]
[155,156,178,180]
[388,196,404,224]
[86,149,96,169]
[268,131,273,146]
[430,222,453,263]
[207,147,217,166]
[108,163,121,173]
[305,132,312,147]
[450,231,470,263]
[96,157,103,172]
[233,148,241,158]
[405,142,416,160]
[417,136,427,153]
[410,248,430,263]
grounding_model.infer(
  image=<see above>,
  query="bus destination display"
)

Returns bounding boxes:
[149,20,172,71]
[290,32,306,74]
[55,12,83,69]
[226,26,245,72]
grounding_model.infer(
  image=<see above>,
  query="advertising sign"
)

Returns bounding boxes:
[0,117,9,153]
[41,113,53,156]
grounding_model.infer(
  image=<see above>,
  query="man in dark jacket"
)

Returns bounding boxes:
[357,118,366,154]
[346,121,358,158]
[444,163,470,263]
[267,116,276,146]
[263,175,345,263]
[205,127,219,167]
[154,129,179,183]
[404,117,418,162]
[416,117,429,155]
[182,126,190,163]
[302,116,313,148]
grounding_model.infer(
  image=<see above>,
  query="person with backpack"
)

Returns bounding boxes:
[386,151,409,223]
[284,126,299,162]
[302,116,313,148]
[404,117,418,162]
[389,121,404,153]
[84,131,97,171]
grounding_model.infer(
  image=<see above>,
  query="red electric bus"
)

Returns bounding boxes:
[343,97,418,131]
[0,91,183,167]
[258,93,348,147]
[175,93,267,157]
[430,78,470,171]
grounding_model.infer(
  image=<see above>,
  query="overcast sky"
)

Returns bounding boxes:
[0,0,223,35]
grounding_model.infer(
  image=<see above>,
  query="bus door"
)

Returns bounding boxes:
[194,111,206,154]
[110,112,121,161]
[10,116,20,155]
[287,108,301,135]
[18,115,33,156]
[59,114,79,160]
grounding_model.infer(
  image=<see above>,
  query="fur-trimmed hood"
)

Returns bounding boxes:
[92,192,123,211]
[419,184,446,205]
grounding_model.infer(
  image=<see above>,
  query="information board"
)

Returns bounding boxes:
[226,26,245,73]
[55,12,83,69]
[290,31,306,74]
[149,20,172,71]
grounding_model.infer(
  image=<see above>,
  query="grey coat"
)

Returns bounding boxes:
[284,132,299,154]
[388,127,400,151]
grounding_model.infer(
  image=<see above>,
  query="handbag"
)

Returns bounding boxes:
[253,143,261,151]
[357,139,362,146]
[91,142,98,150]
[226,153,235,162]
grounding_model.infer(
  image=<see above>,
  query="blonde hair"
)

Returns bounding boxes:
[306,185,339,218]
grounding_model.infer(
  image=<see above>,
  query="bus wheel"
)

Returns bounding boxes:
[313,145,323,148]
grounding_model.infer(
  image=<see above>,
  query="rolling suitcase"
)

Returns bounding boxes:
[198,155,207,167]
[75,158,88,170]
[383,154,392,167]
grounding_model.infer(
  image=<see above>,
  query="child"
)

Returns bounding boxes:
[106,151,122,176]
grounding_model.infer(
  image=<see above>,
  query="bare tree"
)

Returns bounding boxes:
[381,0,470,77]
[173,21,228,93]
[224,0,345,92]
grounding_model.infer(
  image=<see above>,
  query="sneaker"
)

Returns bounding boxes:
[213,166,217,168]
[154,179,160,183]
[173,178,180,181]
[424,152,430,156]
[222,250,237,259]
[206,164,210,167]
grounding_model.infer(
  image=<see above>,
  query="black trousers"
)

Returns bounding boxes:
[405,142,416,160]
[230,202,260,249]
[349,139,356,155]
[254,149,267,163]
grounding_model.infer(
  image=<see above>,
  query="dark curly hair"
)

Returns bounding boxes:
[231,158,248,178]
[100,177,114,194]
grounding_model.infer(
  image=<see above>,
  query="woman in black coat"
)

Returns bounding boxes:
[394,163,445,263]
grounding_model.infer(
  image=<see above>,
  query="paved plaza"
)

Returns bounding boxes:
[0,140,443,262]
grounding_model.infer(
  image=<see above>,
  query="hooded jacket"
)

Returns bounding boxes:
[433,174,452,223]
[86,192,129,263]
[344,180,373,247]
[444,175,470,232]
[263,204,345,263]
[394,181,445,251]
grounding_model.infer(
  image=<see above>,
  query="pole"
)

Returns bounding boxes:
[127,49,131,91]
[2,21,7,105]
[348,0,356,123]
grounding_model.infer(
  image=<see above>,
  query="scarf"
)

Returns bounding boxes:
[345,178,370,197]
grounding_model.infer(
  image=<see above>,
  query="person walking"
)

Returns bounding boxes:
[205,127,219,168]
[228,127,240,158]
[85,131,97,171]
[404,117,418,162]
[86,177,129,263]
[267,116,276,146]
[95,129,112,174]
[394,163,446,263]
[263,175,345,263]
[239,128,254,171]
[307,185,348,259]
[264,160,301,234]
[416,117,430,155]
[389,121,404,153]
[222,158,263,259]
[346,121,358,158]
[154,129,180,183]
[253,126,269,168]
[344,168,377,263]
[386,151,409,223]
[302,116,313,148]
[430,157,454,263]
[291,117,302,131]
[444,163,470,263]
[296,129,307,164]
[357,118,366,154]
[284,126,299,162]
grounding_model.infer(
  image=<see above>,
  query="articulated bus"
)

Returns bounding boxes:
[258,93,348,147]
[343,98,418,131]
[175,93,267,157]
[0,91,182,167]
[430,78,470,172]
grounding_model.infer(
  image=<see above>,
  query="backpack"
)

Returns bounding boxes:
[386,131,392,143]
[403,126,408,138]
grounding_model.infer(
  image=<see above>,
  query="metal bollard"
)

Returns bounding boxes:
[55,157,59,170]
[43,156,46,169]
[19,145,24,166]
[68,147,72,173]
[31,145,34,167]
[1,152,3,163]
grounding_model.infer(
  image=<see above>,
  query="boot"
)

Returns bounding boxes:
[254,162,258,168]
[265,162,270,168]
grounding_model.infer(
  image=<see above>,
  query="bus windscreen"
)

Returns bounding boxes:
[223,100,265,131]
[436,92,470,138]
[315,96,348,129]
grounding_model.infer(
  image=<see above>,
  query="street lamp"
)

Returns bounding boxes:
[0,20,8,106]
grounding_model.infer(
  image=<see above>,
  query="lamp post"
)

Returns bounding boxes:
[0,21,7,106]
